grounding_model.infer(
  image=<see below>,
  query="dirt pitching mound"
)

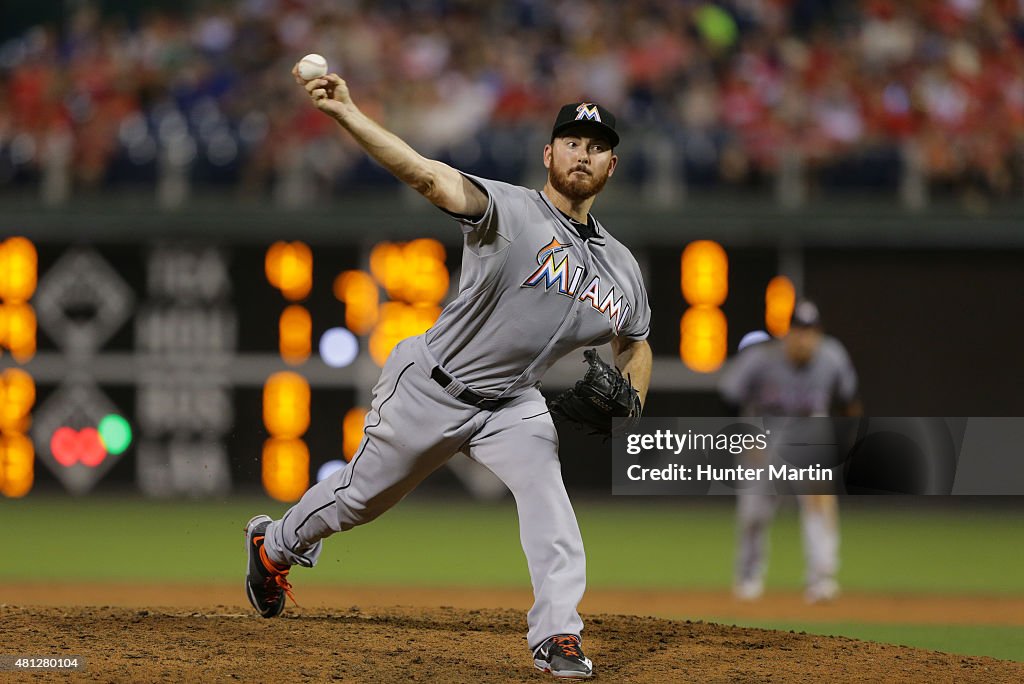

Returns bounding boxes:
[3,605,1021,683]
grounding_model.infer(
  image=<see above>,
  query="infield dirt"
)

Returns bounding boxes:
[3,585,1023,683]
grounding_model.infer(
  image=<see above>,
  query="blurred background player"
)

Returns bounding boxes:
[719,300,861,603]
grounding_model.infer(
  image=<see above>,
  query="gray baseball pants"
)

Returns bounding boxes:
[263,335,586,650]
[735,493,839,588]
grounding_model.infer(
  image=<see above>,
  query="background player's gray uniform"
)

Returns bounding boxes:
[263,175,651,649]
[718,337,858,595]
[720,337,857,417]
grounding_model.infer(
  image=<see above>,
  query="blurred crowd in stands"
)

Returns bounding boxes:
[1,0,1022,204]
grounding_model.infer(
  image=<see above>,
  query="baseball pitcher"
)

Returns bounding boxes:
[243,64,652,679]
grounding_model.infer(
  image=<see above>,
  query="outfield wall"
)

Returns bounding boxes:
[3,199,1022,497]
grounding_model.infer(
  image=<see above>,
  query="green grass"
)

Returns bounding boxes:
[3,496,1022,663]
[1,496,1021,595]
[712,621,1024,663]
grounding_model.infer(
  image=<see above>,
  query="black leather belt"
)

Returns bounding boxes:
[430,366,509,411]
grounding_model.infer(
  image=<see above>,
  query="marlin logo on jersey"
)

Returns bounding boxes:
[575,103,601,122]
[521,236,630,331]
[536,237,572,263]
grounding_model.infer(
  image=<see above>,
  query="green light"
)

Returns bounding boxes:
[97,414,132,455]
[695,5,737,49]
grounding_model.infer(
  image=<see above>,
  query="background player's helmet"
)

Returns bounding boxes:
[791,300,822,329]
[738,330,771,351]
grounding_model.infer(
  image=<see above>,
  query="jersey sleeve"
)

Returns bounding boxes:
[620,257,651,341]
[442,173,528,256]
[718,346,762,407]
[828,338,859,403]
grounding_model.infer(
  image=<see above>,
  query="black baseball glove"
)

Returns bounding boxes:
[548,349,642,437]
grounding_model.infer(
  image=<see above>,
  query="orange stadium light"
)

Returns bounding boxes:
[680,305,727,373]
[279,305,312,365]
[0,303,37,362]
[681,240,728,307]
[765,275,797,337]
[265,241,313,301]
[262,371,310,439]
[333,270,380,335]
[261,437,309,503]
[405,238,445,263]
[342,407,368,461]
[0,368,35,433]
[369,242,407,301]
[369,239,449,304]
[0,237,38,303]
[401,239,449,304]
[1,433,34,498]
[368,302,442,366]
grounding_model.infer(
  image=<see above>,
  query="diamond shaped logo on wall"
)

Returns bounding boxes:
[31,383,123,495]
[35,248,135,354]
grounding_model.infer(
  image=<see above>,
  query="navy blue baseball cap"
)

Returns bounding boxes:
[551,102,619,148]
[791,300,822,329]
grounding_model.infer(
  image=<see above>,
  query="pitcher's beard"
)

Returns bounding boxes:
[548,165,609,202]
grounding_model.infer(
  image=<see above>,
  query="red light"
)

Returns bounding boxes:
[50,427,106,468]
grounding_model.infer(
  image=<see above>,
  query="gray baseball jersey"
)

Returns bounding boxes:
[719,336,856,595]
[262,174,651,652]
[427,174,651,395]
[719,337,857,416]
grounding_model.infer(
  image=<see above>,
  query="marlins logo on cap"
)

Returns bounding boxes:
[551,102,620,147]
[575,103,602,122]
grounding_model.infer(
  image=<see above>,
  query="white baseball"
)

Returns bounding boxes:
[297,53,328,81]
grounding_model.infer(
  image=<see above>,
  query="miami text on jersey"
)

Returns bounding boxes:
[521,237,631,331]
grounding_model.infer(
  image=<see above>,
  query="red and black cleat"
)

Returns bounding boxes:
[244,514,295,618]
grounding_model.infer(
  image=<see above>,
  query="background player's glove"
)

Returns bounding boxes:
[548,349,642,437]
